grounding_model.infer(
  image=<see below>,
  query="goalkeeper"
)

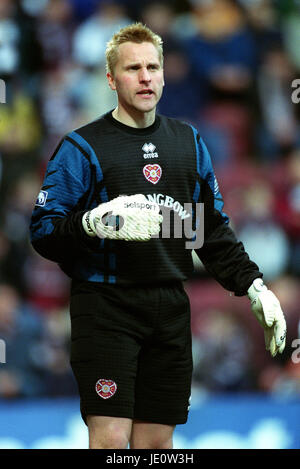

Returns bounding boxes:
[29,22,286,449]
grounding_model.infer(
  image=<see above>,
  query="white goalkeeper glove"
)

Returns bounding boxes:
[82,194,163,241]
[247,278,287,357]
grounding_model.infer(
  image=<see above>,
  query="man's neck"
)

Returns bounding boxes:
[112,107,156,129]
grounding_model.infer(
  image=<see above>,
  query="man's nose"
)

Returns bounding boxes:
[139,67,151,82]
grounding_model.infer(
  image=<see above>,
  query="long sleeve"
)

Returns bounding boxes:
[29,134,102,265]
[193,134,262,295]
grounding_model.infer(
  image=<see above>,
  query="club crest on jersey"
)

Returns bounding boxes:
[95,379,117,399]
[35,190,48,207]
[143,164,162,184]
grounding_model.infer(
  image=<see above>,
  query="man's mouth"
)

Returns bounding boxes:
[137,89,154,96]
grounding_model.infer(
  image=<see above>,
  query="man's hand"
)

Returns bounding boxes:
[248,278,287,357]
[82,194,163,241]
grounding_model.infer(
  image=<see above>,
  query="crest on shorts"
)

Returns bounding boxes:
[143,164,162,184]
[95,378,117,399]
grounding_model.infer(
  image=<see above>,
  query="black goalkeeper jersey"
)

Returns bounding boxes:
[30,111,262,295]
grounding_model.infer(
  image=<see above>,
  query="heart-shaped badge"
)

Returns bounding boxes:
[95,378,117,399]
[143,164,162,184]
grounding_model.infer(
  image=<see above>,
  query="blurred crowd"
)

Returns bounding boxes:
[0,0,299,400]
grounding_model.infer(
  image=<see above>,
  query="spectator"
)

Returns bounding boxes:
[256,46,300,159]
[0,0,20,77]
[72,0,131,68]
[273,149,300,275]
[0,284,46,398]
[183,0,257,92]
[35,0,75,71]
[192,308,255,391]
[236,181,290,281]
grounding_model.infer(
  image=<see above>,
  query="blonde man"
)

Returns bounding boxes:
[30,23,286,449]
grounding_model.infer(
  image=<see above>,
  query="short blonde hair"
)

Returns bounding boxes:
[105,22,163,75]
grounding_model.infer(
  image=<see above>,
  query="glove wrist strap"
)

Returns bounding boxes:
[247,278,267,302]
[82,210,97,237]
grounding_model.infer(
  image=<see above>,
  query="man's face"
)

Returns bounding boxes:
[107,41,164,115]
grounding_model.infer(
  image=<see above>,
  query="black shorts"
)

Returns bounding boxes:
[69,281,193,426]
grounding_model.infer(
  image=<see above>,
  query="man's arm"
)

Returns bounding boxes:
[196,221,263,296]
[30,135,163,265]
[29,135,101,264]
[192,134,262,295]
[192,134,286,355]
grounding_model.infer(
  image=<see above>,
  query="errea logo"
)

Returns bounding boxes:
[142,142,158,159]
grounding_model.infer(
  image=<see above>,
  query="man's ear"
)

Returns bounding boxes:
[107,72,116,91]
